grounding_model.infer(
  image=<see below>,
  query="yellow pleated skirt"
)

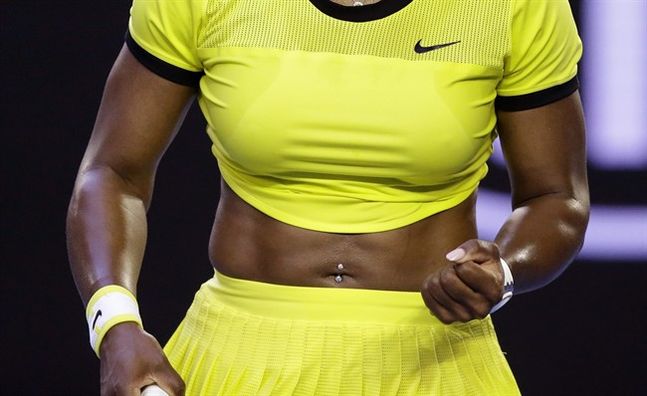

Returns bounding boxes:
[164,271,520,395]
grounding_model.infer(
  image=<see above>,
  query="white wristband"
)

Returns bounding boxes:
[490,257,514,314]
[86,285,143,357]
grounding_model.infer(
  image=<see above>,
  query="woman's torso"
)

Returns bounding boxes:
[188,0,507,290]
[209,181,477,292]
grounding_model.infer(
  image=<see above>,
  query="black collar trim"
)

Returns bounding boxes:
[308,0,414,22]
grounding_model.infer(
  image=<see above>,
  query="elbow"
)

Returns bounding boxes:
[564,194,590,254]
[572,181,591,239]
[70,165,153,211]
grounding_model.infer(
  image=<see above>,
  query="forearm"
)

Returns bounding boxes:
[495,192,589,294]
[67,165,151,305]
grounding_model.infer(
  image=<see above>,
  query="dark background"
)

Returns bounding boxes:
[2,1,645,395]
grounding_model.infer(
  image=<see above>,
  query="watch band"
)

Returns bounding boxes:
[490,257,514,314]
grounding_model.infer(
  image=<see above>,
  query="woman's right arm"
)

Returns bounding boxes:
[67,45,196,396]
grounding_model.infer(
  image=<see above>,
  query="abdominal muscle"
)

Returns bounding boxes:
[208,180,478,292]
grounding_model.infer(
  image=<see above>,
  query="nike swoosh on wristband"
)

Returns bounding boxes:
[92,310,102,330]
[414,39,461,54]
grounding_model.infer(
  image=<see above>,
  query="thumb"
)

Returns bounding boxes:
[446,239,499,264]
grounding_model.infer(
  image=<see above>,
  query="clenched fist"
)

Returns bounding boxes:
[421,239,507,324]
[99,323,185,396]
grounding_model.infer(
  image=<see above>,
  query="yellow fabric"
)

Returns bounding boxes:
[128,0,203,71]
[129,0,581,233]
[497,0,582,96]
[86,285,137,314]
[164,272,520,395]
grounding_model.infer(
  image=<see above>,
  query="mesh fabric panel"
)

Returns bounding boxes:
[199,0,511,67]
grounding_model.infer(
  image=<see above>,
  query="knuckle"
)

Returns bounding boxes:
[428,287,448,306]
[439,269,457,287]
[466,239,481,250]
[423,278,440,298]
[429,275,442,290]
[428,304,453,324]
[476,239,494,253]
[437,313,455,324]
[480,301,493,317]
[465,302,484,317]
[474,304,490,319]
[471,239,500,258]
[421,290,435,309]
[174,380,186,393]
[464,238,477,246]
[456,310,473,323]
[422,276,434,290]
[151,352,168,367]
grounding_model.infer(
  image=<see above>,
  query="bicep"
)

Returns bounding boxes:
[80,44,196,199]
[495,92,588,207]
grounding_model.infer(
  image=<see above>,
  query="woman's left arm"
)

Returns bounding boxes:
[492,91,589,293]
[421,92,589,323]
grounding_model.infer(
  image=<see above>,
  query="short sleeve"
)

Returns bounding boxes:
[496,0,582,111]
[126,0,204,87]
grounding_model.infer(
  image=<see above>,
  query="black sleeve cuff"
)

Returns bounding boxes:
[125,30,203,88]
[495,77,579,111]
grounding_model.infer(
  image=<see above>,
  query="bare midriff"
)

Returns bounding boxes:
[208,181,478,292]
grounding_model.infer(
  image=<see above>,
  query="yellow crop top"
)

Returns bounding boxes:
[127,0,582,233]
